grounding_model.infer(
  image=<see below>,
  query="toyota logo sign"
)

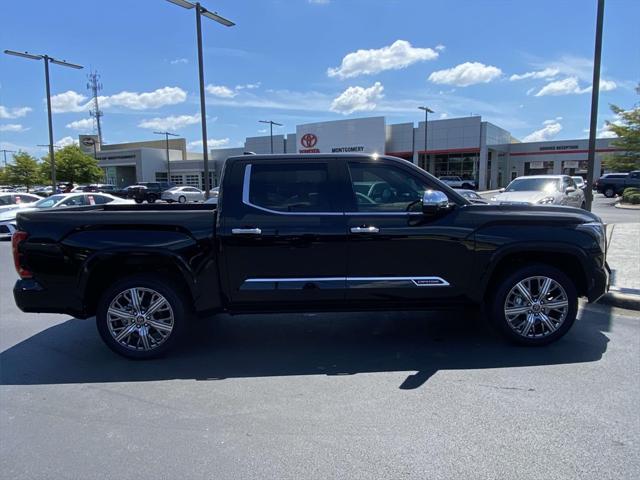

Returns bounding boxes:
[81,137,95,146]
[300,133,317,148]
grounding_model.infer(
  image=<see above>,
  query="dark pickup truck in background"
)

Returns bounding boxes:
[12,154,609,358]
[595,170,640,197]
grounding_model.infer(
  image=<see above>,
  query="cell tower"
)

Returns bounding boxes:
[87,71,104,145]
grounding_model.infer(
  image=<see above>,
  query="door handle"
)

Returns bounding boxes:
[232,228,262,235]
[350,226,379,234]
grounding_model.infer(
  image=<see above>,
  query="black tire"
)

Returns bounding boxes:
[603,186,615,198]
[147,194,157,203]
[462,183,473,190]
[134,198,143,204]
[96,274,188,359]
[178,195,187,204]
[580,201,586,210]
[488,264,578,346]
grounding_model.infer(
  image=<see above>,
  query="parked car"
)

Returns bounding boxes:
[127,182,174,203]
[595,171,640,198]
[161,186,205,203]
[457,189,489,204]
[0,193,41,209]
[86,184,117,194]
[13,153,609,358]
[571,176,586,190]
[491,175,585,209]
[438,176,476,190]
[0,194,43,238]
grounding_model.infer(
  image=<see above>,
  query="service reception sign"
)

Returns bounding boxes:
[296,116,385,155]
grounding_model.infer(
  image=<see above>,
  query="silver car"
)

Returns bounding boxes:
[491,175,585,209]
[161,186,205,203]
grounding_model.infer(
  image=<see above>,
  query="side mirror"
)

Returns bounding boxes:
[422,190,450,214]
[565,186,576,194]
[499,188,506,193]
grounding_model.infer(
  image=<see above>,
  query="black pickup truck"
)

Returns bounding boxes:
[595,170,640,197]
[12,154,609,358]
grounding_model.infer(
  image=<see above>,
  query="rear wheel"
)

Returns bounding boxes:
[96,274,188,359]
[178,195,187,204]
[604,186,615,198]
[488,264,577,346]
[147,194,157,203]
[134,198,143,204]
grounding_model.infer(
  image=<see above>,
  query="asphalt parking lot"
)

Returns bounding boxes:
[0,240,638,479]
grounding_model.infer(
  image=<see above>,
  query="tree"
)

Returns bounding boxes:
[41,145,104,184]
[603,84,640,172]
[4,152,43,191]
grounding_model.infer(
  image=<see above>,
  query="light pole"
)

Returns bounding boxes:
[585,0,605,212]
[418,106,434,171]
[153,131,179,181]
[166,0,235,198]
[259,120,283,154]
[4,50,83,191]
[1,149,16,167]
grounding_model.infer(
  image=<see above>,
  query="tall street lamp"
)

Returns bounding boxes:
[4,50,83,190]
[166,0,235,198]
[259,120,283,154]
[418,106,434,172]
[153,131,179,181]
[1,149,16,167]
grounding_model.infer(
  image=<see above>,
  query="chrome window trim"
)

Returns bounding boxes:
[243,276,450,287]
[242,163,343,217]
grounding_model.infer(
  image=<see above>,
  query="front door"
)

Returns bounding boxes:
[342,159,474,306]
[219,158,347,308]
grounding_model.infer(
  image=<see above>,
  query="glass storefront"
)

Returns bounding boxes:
[432,152,479,181]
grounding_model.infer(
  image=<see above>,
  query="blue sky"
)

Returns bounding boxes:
[1,0,638,157]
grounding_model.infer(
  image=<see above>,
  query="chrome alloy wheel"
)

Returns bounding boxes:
[503,276,569,339]
[106,287,174,352]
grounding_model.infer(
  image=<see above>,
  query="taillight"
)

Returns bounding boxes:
[12,231,32,279]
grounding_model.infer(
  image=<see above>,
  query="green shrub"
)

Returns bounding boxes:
[627,193,640,204]
[622,187,640,203]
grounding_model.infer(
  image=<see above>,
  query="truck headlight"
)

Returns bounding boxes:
[577,221,606,252]
[537,196,555,204]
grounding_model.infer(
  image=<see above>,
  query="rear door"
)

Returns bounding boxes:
[219,158,347,307]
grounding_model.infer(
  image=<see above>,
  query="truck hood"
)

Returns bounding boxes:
[492,190,557,204]
[466,202,601,225]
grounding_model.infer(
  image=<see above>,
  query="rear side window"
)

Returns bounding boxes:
[248,163,333,212]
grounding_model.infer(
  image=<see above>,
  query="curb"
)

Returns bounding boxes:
[614,202,640,210]
[597,291,640,311]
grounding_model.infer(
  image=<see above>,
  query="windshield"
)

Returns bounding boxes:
[505,178,560,193]
[34,194,65,208]
[572,177,584,185]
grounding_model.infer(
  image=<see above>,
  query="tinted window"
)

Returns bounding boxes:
[348,162,431,212]
[61,196,86,207]
[248,163,332,212]
[0,195,11,205]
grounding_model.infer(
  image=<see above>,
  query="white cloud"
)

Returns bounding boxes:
[509,67,559,81]
[51,90,88,113]
[599,79,617,92]
[55,136,78,148]
[258,128,268,134]
[522,119,563,142]
[327,40,439,79]
[308,0,330,4]
[138,112,201,130]
[534,77,590,96]
[188,138,230,148]
[0,105,32,119]
[235,82,261,90]
[0,123,29,132]
[170,58,188,65]
[65,118,94,131]
[206,85,237,98]
[435,44,446,51]
[51,87,187,113]
[428,62,502,87]
[330,82,384,114]
[100,86,187,110]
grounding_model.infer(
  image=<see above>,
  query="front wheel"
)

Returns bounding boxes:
[147,195,157,203]
[96,274,188,359]
[603,187,615,198]
[488,264,578,346]
[178,195,187,204]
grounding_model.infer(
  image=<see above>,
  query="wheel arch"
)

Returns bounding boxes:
[79,250,197,317]
[476,245,590,304]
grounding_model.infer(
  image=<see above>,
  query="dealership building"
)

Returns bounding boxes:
[84,115,620,190]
